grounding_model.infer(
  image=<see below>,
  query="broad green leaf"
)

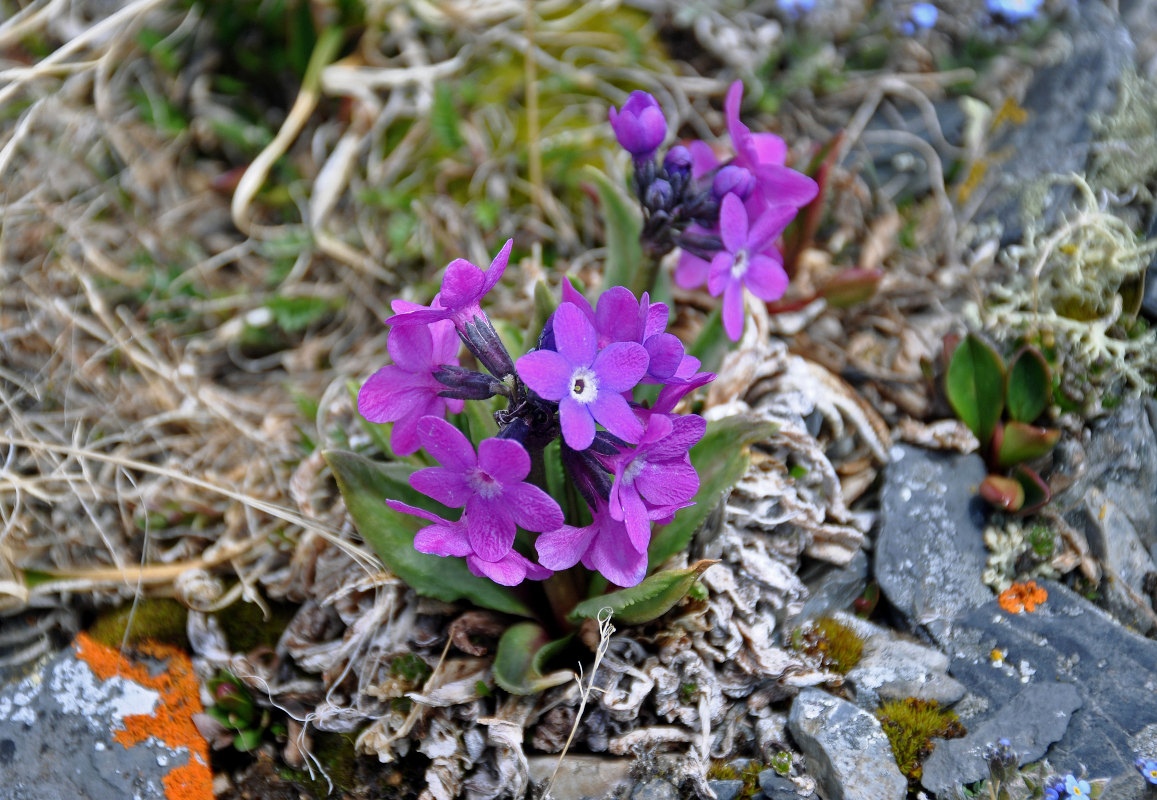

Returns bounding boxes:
[994,421,1060,468]
[979,474,1025,512]
[945,333,1005,449]
[820,268,883,308]
[648,417,778,569]
[568,560,718,625]
[526,279,558,352]
[583,166,642,294]
[1005,347,1051,423]
[688,307,729,376]
[324,449,536,618]
[492,622,574,695]
[1011,464,1051,514]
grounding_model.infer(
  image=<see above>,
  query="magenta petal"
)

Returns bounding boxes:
[506,483,565,533]
[722,281,745,341]
[589,391,644,444]
[719,193,748,253]
[383,306,452,327]
[466,506,516,562]
[385,499,451,526]
[644,300,668,339]
[746,205,797,253]
[647,414,706,458]
[386,324,434,372]
[756,164,819,208]
[620,490,652,553]
[477,438,530,484]
[749,132,788,166]
[707,251,734,297]
[560,277,596,324]
[466,553,526,586]
[595,287,644,344]
[644,333,683,380]
[411,467,473,508]
[482,239,513,294]
[689,140,720,179]
[559,396,596,450]
[414,523,472,558]
[674,251,710,290]
[516,350,572,400]
[589,524,648,587]
[430,318,461,363]
[552,303,598,366]
[744,254,789,302]
[389,413,424,456]
[440,259,485,309]
[536,524,596,571]
[358,367,425,423]
[636,461,699,506]
[416,416,476,472]
[592,341,649,391]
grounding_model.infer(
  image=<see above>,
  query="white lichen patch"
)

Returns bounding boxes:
[47,654,159,730]
[982,520,1060,593]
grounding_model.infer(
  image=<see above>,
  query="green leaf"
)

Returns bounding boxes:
[945,333,1006,449]
[265,295,338,332]
[979,474,1025,512]
[649,417,777,569]
[462,397,499,446]
[492,622,574,695]
[1005,347,1051,423]
[526,279,558,353]
[688,308,729,376]
[432,84,464,151]
[324,449,536,618]
[568,560,717,625]
[994,421,1060,468]
[583,166,642,294]
[1011,464,1051,514]
[233,728,263,752]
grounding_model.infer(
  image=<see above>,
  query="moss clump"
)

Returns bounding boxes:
[796,616,865,674]
[284,731,359,798]
[215,598,298,653]
[706,760,764,798]
[88,597,189,649]
[875,698,966,783]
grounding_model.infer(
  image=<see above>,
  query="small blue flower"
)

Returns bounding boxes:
[911,3,938,29]
[1137,757,1157,785]
[986,0,1043,23]
[1064,774,1091,797]
[777,0,816,18]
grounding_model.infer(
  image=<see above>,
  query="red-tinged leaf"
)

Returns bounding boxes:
[1011,464,1051,514]
[980,474,1025,512]
[994,421,1060,468]
[492,622,574,695]
[819,268,884,308]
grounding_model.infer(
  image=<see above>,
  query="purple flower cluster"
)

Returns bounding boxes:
[1044,774,1092,800]
[608,82,817,341]
[359,242,713,588]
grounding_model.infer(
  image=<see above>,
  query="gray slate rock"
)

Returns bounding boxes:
[936,581,1157,797]
[758,771,802,800]
[787,688,907,800]
[973,1,1134,244]
[876,445,992,640]
[707,779,745,800]
[0,641,195,800]
[920,683,1082,796]
[527,754,633,800]
[790,550,868,631]
[839,612,966,710]
[630,779,679,800]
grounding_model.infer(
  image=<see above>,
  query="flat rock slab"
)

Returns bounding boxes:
[787,688,907,800]
[935,581,1157,796]
[0,633,211,800]
[876,445,992,641]
[527,754,633,800]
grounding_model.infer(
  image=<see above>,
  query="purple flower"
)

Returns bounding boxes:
[707,193,795,341]
[609,91,667,159]
[358,302,464,456]
[385,240,512,330]
[409,416,564,561]
[604,414,705,547]
[724,81,818,213]
[536,500,648,587]
[777,0,815,17]
[516,303,649,450]
[910,3,938,29]
[386,500,552,586]
[1136,757,1157,785]
[652,358,715,414]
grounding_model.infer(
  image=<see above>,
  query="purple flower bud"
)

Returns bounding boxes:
[663,145,692,176]
[433,365,505,400]
[712,165,757,200]
[645,178,674,211]
[608,91,666,159]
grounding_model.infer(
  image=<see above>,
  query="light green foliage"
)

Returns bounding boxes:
[795,615,865,674]
[876,698,965,783]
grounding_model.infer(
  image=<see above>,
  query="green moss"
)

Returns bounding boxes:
[796,616,865,674]
[88,597,189,649]
[706,761,765,798]
[285,731,359,798]
[215,598,297,653]
[875,698,966,783]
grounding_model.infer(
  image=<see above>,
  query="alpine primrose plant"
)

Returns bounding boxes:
[332,82,796,693]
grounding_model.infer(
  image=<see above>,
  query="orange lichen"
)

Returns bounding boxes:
[998,580,1048,614]
[74,633,212,800]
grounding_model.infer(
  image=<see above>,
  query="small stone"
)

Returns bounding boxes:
[842,616,966,710]
[527,754,632,800]
[787,688,907,800]
[758,770,801,799]
[876,445,992,640]
[630,778,679,800]
[707,779,745,800]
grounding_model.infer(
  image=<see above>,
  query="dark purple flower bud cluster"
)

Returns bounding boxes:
[609,82,820,341]
[358,241,714,587]
[983,737,1017,783]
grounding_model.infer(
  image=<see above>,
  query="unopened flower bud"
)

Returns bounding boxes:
[434,365,505,400]
[712,165,756,200]
[645,179,674,212]
[663,145,692,177]
[609,91,666,159]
